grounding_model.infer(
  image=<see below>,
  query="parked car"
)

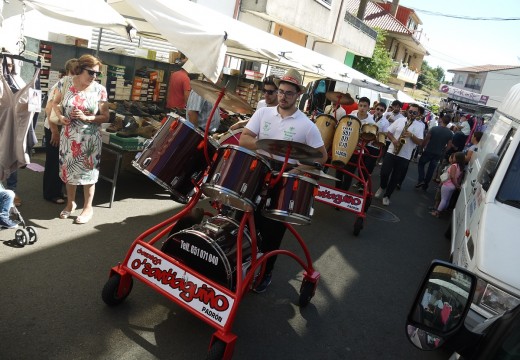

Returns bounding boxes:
[406,260,520,359]
[450,82,520,327]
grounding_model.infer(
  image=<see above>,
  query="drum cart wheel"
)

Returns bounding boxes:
[102,274,134,306]
[353,217,364,236]
[26,226,38,244]
[299,279,317,307]
[206,339,226,360]
[15,228,29,246]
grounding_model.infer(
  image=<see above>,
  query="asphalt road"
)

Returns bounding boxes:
[1,151,453,359]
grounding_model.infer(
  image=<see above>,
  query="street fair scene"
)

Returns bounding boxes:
[1,1,519,359]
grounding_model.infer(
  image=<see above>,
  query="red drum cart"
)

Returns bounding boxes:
[312,113,385,236]
[102,82,321,360]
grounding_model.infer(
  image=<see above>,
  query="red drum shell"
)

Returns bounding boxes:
[202,145,272,211]
[262,172,318,225]
[132,116,218,203]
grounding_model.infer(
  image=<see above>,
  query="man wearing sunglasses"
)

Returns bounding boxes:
[375,103,425,206]
[240,69,327,293]
[256,75,278,109]
[228,76,279,131]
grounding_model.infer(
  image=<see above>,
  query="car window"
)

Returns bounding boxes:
[496,139,520,208]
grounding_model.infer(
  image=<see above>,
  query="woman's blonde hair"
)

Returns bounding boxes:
[64,58,78,75]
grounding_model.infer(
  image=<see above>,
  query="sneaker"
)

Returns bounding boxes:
[253,272,272,293]
[14,195,22,207]
[382,197,390,206]
[415,182,425,189]
[374,187,384,199]
[0,216,18,229]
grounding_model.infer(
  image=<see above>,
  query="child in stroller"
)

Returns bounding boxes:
[0,183,18,229]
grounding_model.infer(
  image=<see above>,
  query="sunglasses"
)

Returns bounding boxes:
[83,68,102,77]
[409,110,419,115]
[263,89,277,95]
[277,89,297,97]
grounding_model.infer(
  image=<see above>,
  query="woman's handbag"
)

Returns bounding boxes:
[48,77,70,124]
[439,166,450,183]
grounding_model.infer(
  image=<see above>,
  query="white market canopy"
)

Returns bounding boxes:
[3,0,397,95]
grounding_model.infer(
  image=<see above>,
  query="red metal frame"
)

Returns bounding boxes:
[106,89,319,359]
[314,139,384,232]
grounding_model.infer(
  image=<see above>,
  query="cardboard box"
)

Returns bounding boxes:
[75,38,89,47]
[135,48,156,60]
[101,129,111,144]
[169,51,181,63]
[48,32,76,45]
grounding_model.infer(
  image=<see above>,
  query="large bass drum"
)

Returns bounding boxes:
[161,215,258,290]
[133,116,219,204]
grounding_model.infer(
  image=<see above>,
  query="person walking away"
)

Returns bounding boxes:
[43,58,77,204]
[239,69,327,293]
[430,152,465,217]
[165,53,192,114]
[374,103,425,206]
[52,54,109,224]
[415,115,453,191]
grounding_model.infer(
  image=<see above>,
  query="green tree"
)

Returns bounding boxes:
[352,28,394,83]
[417,61,443,90]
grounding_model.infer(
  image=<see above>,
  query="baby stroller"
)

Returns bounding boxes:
[0,204,38,247]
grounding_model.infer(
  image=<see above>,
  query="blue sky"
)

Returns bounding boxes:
[400,0,520,79]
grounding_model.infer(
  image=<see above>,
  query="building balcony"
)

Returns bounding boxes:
[391,62,419,84]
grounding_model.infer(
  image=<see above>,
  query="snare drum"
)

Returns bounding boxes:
[202,145,272,211]
[314,114,337,151]
[375,132,387,147]
[360,123,378,141]
[161,215,256,290]
[262,172,318,225]
[133,116,219,204]
[217,128,243,146]
[331,115,361,167]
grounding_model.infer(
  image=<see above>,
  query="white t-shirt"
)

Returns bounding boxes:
[246,106,324,164]
[324,104,346,121]
[385,111,405,124]
[350,110,375,125]
[256,99,267,109]
[387,117,425,160]
[376,117,390,133]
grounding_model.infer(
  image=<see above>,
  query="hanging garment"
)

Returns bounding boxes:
[0,68,40,181]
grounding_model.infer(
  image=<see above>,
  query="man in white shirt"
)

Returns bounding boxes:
[335,97,376,191]
[374,103,425,206]
[384,100,405,124]
[240,69,327,293]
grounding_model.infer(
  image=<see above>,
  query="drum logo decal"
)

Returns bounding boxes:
[315,184,364,213]
[128,244,234,326]
[335,124,353,158]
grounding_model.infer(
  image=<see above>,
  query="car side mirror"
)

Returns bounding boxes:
[477,153,499,191]
[406,261,476,351]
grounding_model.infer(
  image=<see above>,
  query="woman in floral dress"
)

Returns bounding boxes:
[52,54,108,224]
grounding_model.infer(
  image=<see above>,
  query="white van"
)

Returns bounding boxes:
[451,83,520,327]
